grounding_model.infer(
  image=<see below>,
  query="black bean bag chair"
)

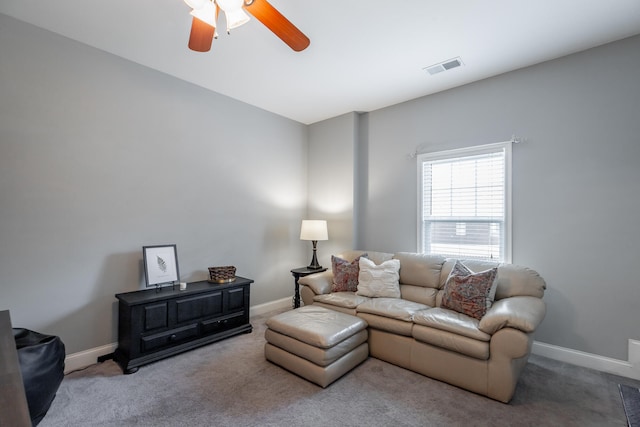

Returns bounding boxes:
[13,328,65,426]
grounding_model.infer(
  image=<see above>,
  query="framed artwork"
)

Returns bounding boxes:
[143,244,180,288]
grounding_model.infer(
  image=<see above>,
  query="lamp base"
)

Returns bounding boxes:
[307,240,323,270]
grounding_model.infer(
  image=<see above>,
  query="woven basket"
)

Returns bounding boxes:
[208,266,236,283]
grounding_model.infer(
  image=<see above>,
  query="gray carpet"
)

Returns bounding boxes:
[40,310,639,427]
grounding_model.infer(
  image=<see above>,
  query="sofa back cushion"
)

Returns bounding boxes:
[394,252,446,288]
[337,250,394,266]
[439,259,545,302]
[393,252,446,306]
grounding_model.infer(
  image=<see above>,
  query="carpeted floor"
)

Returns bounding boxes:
[40,310,640,427]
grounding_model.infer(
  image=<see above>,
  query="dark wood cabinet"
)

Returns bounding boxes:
[114,277,253,373]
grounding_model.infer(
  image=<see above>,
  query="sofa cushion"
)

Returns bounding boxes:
[313,292,371,309]
[357,313,414,336]
[357,258,401,298]
[441,261,498,320]
[356,298,430,322]
[331,254,367,292]
[412,324,490,360]
[412,308,491,341]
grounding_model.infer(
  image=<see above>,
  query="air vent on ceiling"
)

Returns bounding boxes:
[423,57,464,75]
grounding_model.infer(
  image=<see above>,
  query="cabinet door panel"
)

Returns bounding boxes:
[226,287,246,312]
[176,292,223,323]
[144,303,168,331]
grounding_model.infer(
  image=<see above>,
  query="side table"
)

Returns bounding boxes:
[291,267,327,308]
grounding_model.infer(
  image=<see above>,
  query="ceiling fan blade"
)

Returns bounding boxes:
[244,0,310,52]
[188,17,215,52]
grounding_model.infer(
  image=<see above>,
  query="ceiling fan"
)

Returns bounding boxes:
[184,0,310,53]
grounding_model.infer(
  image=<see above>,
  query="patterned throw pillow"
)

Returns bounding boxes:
[441,261,498,320]
[356,257,401,298]
[331,254,367,292]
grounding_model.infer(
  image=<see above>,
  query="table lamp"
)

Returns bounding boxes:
[300,220,328,270]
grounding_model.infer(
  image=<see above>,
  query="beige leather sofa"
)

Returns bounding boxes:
[298,250,547,403]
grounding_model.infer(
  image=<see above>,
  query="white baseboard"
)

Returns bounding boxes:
[64,298,293,373]
[533,339,640,381]
[64,343,117,374]
[250,297,291,317]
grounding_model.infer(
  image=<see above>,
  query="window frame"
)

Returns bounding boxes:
[416,141,512,263]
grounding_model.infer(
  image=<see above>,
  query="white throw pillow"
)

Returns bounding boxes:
[356,257,401,298]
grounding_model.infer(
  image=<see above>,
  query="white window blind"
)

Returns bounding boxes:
[418,142,511,262]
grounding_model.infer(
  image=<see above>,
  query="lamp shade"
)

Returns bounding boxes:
[300,220,328,241]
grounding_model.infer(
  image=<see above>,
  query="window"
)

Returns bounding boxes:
[417,142,511,262]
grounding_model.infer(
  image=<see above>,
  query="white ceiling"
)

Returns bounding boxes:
[2,1,640,124]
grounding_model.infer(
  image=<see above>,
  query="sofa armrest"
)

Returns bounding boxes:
[479,296,546,335]
[298,270,333,295]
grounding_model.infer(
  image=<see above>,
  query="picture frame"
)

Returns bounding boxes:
[143,244,180,288]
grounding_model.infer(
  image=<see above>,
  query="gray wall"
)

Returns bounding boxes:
[307,113,357,267]
[332,35,640,361]
[0,15,309,354]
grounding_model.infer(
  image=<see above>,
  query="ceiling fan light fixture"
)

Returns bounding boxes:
[190,1,217,27]
[216,0,250,32]
[184,0,207,10]
[224,9,250,31]
[184,0,309,53]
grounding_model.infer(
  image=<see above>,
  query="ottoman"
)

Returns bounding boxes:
[265,306,368,387]
[13,328,65,426]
